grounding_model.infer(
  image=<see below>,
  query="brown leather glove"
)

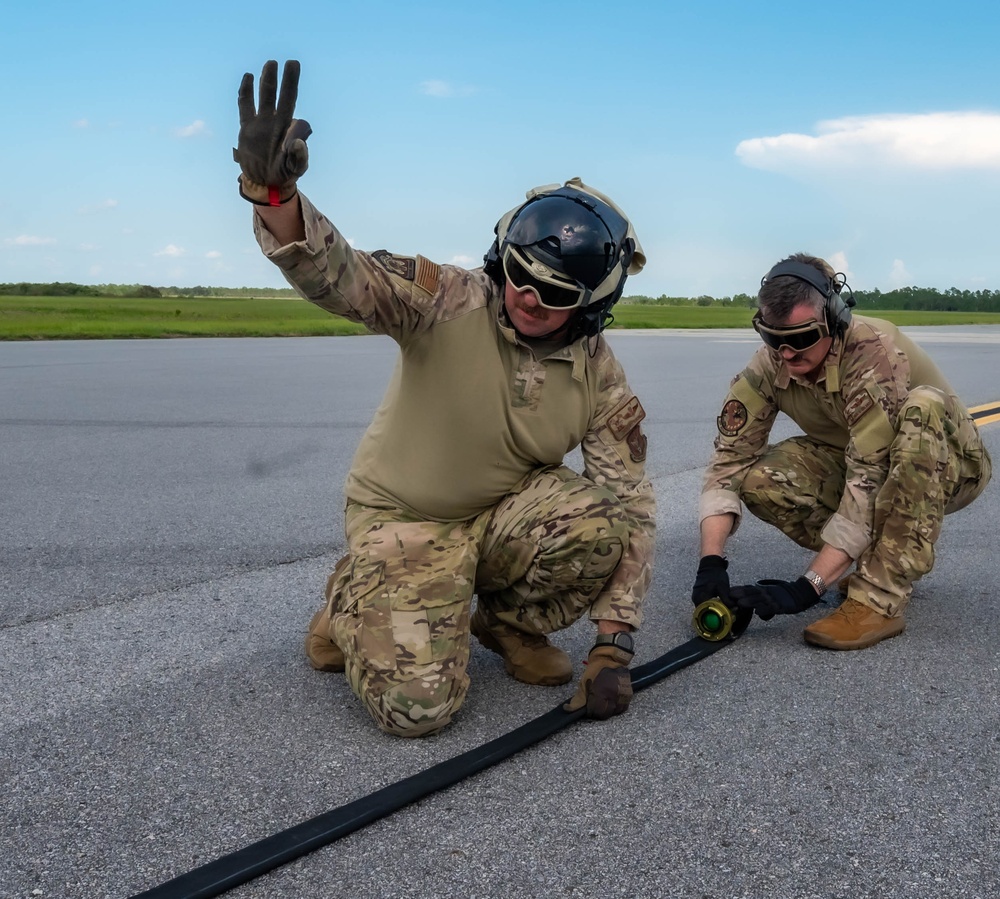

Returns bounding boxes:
[563,645,633,719]
[234,60,312,206]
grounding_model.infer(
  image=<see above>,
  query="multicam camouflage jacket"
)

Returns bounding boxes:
[253,194,655,625]
[700,315,963,558]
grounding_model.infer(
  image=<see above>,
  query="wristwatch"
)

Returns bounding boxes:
[803,569,828,595]
[594,632,635,655]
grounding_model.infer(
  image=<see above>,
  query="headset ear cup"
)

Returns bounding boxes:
[826,292,852,336]
[483,237,503,283]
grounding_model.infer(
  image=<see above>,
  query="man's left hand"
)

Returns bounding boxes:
[730,577,821,621]
[563,645,633,719]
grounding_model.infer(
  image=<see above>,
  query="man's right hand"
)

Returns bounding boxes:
[234,60,312,206]
[691,554,730,607]
[729,577,821,621]
[563,645,633,719]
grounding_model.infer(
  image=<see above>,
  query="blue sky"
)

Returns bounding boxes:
[3,0,999,298]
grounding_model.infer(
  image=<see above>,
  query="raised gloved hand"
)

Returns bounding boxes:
[691,554,730,607]
[234,59,312,206]
[730,577,821,621]
[563,645,633,719]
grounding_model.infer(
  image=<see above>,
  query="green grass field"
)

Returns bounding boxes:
[0,296,369,339]
[2,295,999,340]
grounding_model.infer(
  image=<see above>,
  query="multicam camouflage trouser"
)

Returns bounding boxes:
[319,465,630,737]
[739,386,992,617]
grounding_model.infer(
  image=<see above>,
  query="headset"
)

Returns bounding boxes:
[760,260,856,337]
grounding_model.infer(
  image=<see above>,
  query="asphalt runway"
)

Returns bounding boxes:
[2,327,998,899]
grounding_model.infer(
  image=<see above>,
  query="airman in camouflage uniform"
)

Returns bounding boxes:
[693,253,991,650]
[234,61,654,736]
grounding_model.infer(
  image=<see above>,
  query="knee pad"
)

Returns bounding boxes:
[739,462,800,517]
[739,463,773,506]
[584,533,627,581]
[366,668,469,738]
[894,386,949,460]
[902,385,947,417]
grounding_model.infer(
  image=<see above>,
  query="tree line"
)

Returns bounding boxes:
[624,286,1000,313]
[0,282,298,299]
[5,281,1000,312]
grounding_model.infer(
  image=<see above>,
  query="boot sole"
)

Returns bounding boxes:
[803,619,906,651]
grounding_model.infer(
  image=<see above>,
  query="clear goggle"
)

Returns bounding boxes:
[501,244,590,310]
[752,312,830,352]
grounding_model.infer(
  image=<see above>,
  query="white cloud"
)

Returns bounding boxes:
[420,80,474,98]
[4,235,56,247]
[175,120,209,138]
[205,250,222,259]
[79,243,100,251]
[449,254,476,266]
[73,118,90,129]
[736,112,1000,172]
[827,252,854,283]
[155,244,185,257]
[888,259,912,287]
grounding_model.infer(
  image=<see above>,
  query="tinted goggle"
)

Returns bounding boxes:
[752,313,830,352]
[501,245,588,310]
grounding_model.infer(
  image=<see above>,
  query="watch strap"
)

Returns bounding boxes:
[803,569,828,594]
[594,632,635,655]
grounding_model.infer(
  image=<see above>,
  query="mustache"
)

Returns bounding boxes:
[516,302,550,319]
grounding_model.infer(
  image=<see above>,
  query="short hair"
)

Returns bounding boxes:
[758,253,837,323]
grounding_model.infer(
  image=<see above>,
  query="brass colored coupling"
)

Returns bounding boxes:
[692,598,736,641]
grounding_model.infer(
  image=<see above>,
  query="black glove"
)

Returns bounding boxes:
[234,60,312,205]
[563,646,633,719]
[730,577,821,621]
[691,554,730,607]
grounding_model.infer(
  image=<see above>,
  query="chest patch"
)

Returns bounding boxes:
[844,390,875,428]
[717,399,748,437]
[372,250,415,280]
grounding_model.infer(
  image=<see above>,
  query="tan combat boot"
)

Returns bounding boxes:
[470,605,573,686]
[305,606,345,672]
[803,599,906,650]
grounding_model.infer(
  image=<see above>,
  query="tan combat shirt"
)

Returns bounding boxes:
[700,315,960,559]
[254,194,655,626]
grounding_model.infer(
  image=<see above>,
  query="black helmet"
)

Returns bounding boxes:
[484,178,645,338]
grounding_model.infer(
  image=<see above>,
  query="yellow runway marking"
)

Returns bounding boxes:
[969,401,1000,427]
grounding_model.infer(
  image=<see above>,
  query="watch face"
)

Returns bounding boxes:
[615,632,635,653]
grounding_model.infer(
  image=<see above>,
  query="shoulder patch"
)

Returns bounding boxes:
[414,255,442,296]
[372,250,415,280]
[844,390,875,428]
[717,399,748,437]
[626,425,647,462]
[729,374,770,419]
[607,396,646,441]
